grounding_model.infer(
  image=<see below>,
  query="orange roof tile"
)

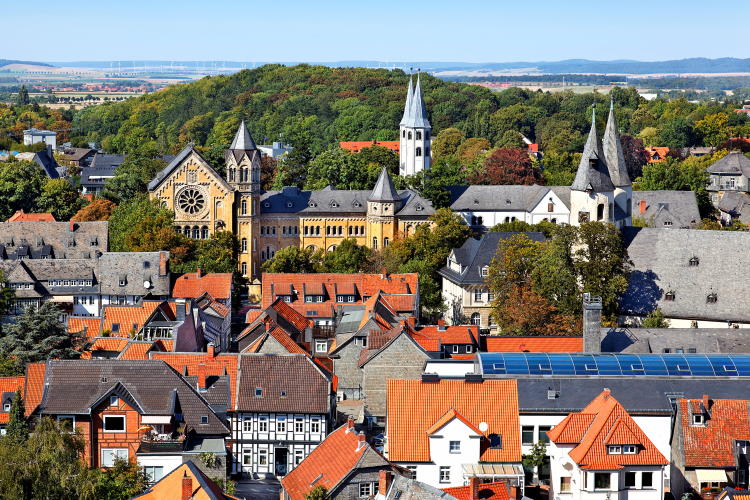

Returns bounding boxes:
[339,140,400,153]
[281,423,383,500]
[426,408,484,436]
[24,363,46,416]
[117,341,158,360]
[548,390,667,469]
[86,337,129,354]
[387,379,521,463]
[67,316,103,338]
[7,210,55,222]
[155,339,175,352]
[679,398,750,468]
[443,481,510,500]
[485,337,583,353]
[135,461,240,500]
[245,309,262,323]
[270,299,312,332]
[150,352,240,403]
[0,376,25,423]
[173,272,233,301]
[645,146,670,163]
[101,301,166,336]
[410,325,479,351]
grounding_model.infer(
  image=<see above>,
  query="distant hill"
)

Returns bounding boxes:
[0,59,54,68]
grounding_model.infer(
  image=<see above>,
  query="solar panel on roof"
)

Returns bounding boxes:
[478,353,750,377]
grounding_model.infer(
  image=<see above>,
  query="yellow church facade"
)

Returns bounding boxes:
[148,122,435,290]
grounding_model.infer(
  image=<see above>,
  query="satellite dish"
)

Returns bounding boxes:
[479,422,489,432]
[143,280,151,289]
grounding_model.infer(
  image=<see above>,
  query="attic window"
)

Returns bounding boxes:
[706,293,717,304]
[473,199,479,205]
[607,445,622,454]
[416,204,423,211]
[111,324,120,333]
[665,291,675,301]
[200,415,209,424]
[100,377,107,383]
[255,387,263,398]
[664,220,673,227]
[480,267,489,277]
[623,445,637,454]
[143,261,150,269]
[692,414,705,426]
[330,201,338,208]
[488,434,502,449]
[689,257,699,266]
[264,202,270,208]
[280,391,287,398]
[353,201,361,208]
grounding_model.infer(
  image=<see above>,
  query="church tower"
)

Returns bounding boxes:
[367,167,402,250]
[602,100,633,227]
[570,105,616,226]
[399,74,431,176]
[225,121,261,285]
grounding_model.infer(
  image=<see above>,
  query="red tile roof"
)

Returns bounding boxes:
[6,210,55,222]
[281,422,384,500]
[150,352,240,403]
[678,398,750,468]
[339,140,400,153]
[443,481,510,500]
[24,363,46,416]
[645,146,670,163]
[117,341,159,360]
[547,390,667,469]
[485,336,583,353]
[173,271,233,301]
[101,301,166,336]
[410,325,479,351]
[83,337,129,358]
[67,316,103,338]
[426,408,484,436]
[0,376,25,423]
[135,461,240,500]
[244,326,309,355]
[387,379,521,463]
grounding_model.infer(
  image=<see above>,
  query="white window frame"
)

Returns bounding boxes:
[101,448,128,467]
[56,415,76,431]
[258,448,268,466]
[103,415,126,433]
[449,440,461,453]
[474,289,483,302]
[277,417,286,433]
[315,340,327,353]
[311,418,321,434]
[359,482,374,496]
[110,395,118,407]
[607,445,622,454]
[294,418,304,433]
[439,466,451,483]
[294,449,304,465]
[623,445,637,454]
[143,465,164,483]
[693,414,705,425]
[242,448,252,466]
[258,417,268,433]
[452,345,459,354]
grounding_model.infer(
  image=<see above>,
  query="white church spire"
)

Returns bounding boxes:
[399,71,431,176]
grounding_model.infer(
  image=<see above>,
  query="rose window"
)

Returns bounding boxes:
[177,188,205,215]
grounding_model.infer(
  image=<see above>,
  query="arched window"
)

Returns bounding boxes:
[241,262,247,276]
[183,226,190,236]
[326,226,331,235]
[192,226,200,239]
[407,131,412,140]
[174,226,181,234]
[304,226,309,236]
[471,313,481,326]
[201,226,209,239]
[402,130,406,138]
[348,226,353,235]
[338,226,343,235]
[383,237,389,247]
[416,131,422,140]
[372,237,378,250]
[316,226,321,235]
[241,168,248,182]
[597,203,605,221]
[328,245,337,252]
[241,200,247,215]
[229,168,236,182]
[241,238,247,252]
[416,147,422,157]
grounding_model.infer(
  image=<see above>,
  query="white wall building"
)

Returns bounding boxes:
[23,128,57,150]
[399,75,431,176]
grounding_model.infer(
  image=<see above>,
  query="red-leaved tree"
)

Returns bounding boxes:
[469,148,543,185]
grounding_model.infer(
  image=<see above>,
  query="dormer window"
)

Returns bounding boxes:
[353,201,361,208]
[287,202,293,208]
[3,402,10,412]
[623,445,637,454]
[505,199,511,205]
[480,267,489,277]
[473,199,479,205]
[706,293,717,304]
[607,445,622,454]
[255,387,263,398]
[488,434,502,449]
[665,291,675,301]
[330,201,338,208]
[689,257,699,266]
[308,202,317,208]
[263,202,270,208]
[200,415,209,424]
[692,414,705,425]
[416,204,423,211]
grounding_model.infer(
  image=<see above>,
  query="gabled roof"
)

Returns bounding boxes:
[602,102,631,188]
[67,316,103,338]
[632,190,700,229]
[101,300,167,336]
[442,481,510,500]
[173,271,233,301]
[678,397,750,468]
[24,363,46,416]
[340,140,400,153]
[410,325,480,352]
[447,185,556,212]
[150,351,240,403]
[571,107,615,193]
[0,376,25,423]
[547,390,667,469]
[132,460,240,500]
[387,379,520,463]
[280,422,392,500]
[229,120,257,151]
[707,151,750,176]
[148,145,230,192]
[243,326,309,355]
[485,336,583,353]
[369,168,400,203]
[7,210,55,222]
[426,408,484,436]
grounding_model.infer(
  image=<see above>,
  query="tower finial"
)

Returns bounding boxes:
[609,98,614,112]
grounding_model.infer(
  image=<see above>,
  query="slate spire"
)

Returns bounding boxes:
[405,74,431,129]
[571,105,615,192]
[603,100,631,187]
[230,120,257,151]
[399,76,414,127]
[368,167,400,202]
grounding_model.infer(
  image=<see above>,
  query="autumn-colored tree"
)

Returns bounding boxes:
[124,214,193,265]
[71,198,117,221]
[470,148,543,185]
[457,137,491,165]
[620,135,649,179]
[492,284,578,336]
[260,156,276,190]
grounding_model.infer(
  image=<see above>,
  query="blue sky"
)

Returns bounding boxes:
[6,0,750,62]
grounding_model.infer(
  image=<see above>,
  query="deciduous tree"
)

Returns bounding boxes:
[37,179,86,221]
[71,198,117,221]
[470,148,543,185]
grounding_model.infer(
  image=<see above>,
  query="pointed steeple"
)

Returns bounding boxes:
[399,76,414,127]
[571,105,615,192]
[368,168,400,202]
[603,100,631,187]
[403,74,431,129]
[230,120,257,151]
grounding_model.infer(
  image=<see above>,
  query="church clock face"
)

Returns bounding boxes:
[176,186,208,219]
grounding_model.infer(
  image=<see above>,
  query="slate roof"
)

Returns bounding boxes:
[602,102,631,188]
[439,232,546,285]
[37,359,229,434]
[173,271,232,301]
[620,227,750,322]
[235,354,331,413]
[707,151,750,176]
[58,147,95,164]
[281,422,393,500]
[717,191,750,224]
[632,191,700,228]
[400,76,414,127]
[31,149,62,178]
[90,153,125,169]
[387,379,521,463]
[229,121,257,151]
[402,75,431,129]
[547,390,667,468]
[80,165,117,186]
[571,108,615,192]
[485,336,583,353]
[677,397,750,468]
[381,475,457,500]
[97,251,170,296]
[147,145,222,192]
[0,221,108,260]
[369,168,400,203]
[448,185,553,212]
[601,327,750,354]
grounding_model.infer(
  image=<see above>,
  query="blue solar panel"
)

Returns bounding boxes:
[478,353,750,377]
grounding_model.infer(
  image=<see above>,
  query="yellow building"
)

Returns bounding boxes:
[148,123,435,291]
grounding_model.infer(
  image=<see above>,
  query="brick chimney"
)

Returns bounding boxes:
[346,418,355,432]
[469,476,480,500]
[159,251,168,277]
[702,394,710,410]
[356,432,367,451]
[181,471,192,500]
[206,342,215,358]
[69,221,76,232]
[378,470,392,496]
[639,199,647,215]
[196,267,202,277]
[196,363,207,390]
[437,320,446,332]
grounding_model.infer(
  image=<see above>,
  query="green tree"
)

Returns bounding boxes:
[641,308,670,328]
[694,112,731,147]
[108,194,175,252]
[100,154,166,204]
[658,117,695,148]
[0,160,47,220]
[175,231,238,274]
[305,485,329,500]
[5,390,28,442]
[431,128,464,159]
[124,214,192,265]
[0,302,87,368]
[304,147,369,190]
[37,179,86,221]
[322,239,372,273]
[88,459,149,500]
[522,440,548,469]
[16,85,30,106]
[262,246,322,273]
[0,271,14,322]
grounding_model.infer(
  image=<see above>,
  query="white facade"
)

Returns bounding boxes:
[136,454,183,483]
[23,128,57,150]
[399,126,431,176]
[570,189,616,227]
[231,412,327,478]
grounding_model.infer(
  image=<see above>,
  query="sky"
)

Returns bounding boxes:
[5,0,750,63]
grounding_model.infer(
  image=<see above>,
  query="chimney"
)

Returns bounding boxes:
[264,317,272,333]
[181,471,192,500]
[378,470,392,496]
[196,267,202,277]
[346,418,355,431]
[207,342,215,358]
[639,199,647,215]
[356,432,366,451]
[407,316,416,329]
[469,476,480,500]
[159,251,168,277]
[509,485,521,500]
[437,320,446,331]
[702,394,710,410]
[69,221,76,232]
[582,293,602,354]
[196,363,207,390]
